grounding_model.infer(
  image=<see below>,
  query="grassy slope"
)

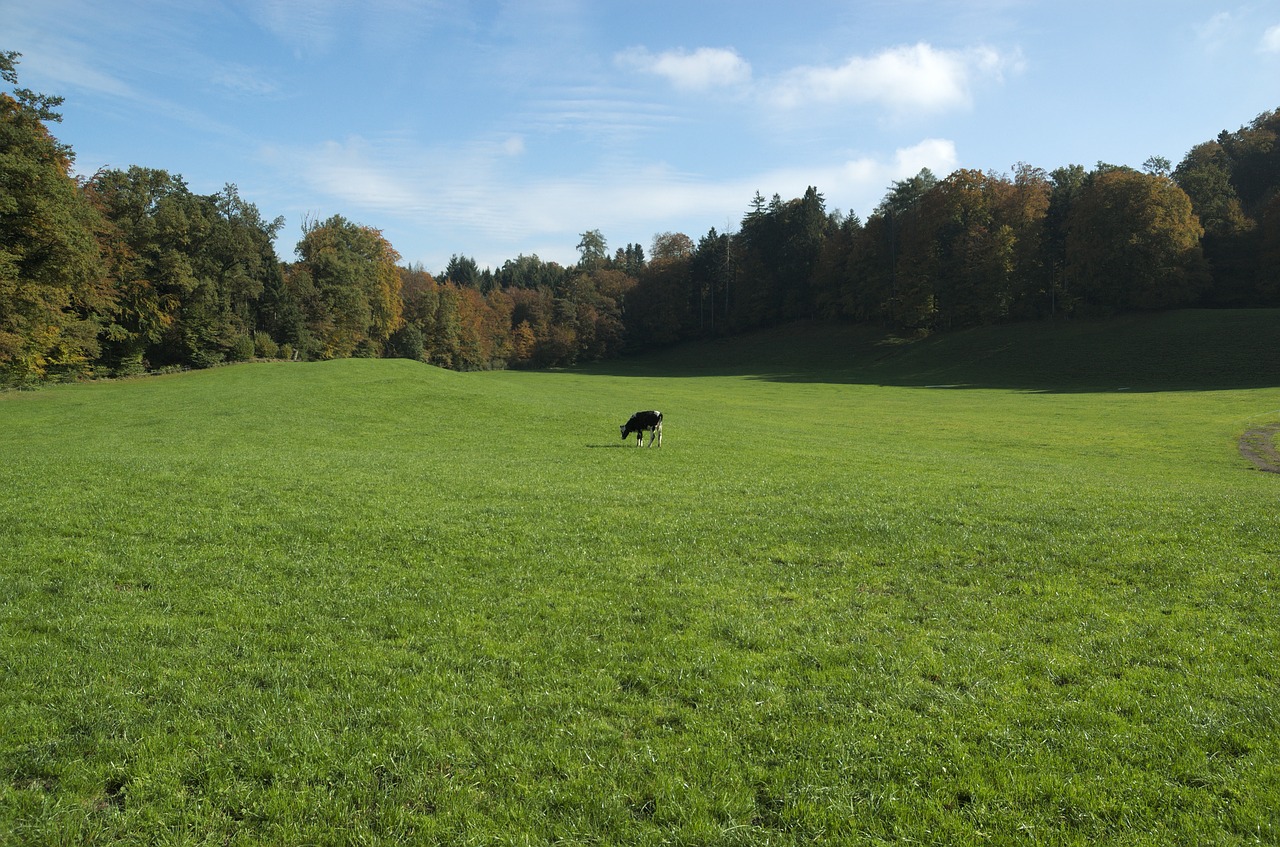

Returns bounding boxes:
[2,310,1279,844]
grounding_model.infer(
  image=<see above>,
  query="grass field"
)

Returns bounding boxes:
[2,309,1279,845]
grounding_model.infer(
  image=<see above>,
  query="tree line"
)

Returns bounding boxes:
[3,50,1278,386]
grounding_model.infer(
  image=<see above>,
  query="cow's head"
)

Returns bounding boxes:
[620,424,628,439]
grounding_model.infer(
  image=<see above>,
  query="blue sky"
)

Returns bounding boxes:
[6,0,1279,271]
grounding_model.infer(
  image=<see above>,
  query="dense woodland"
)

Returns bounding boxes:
[3,50,1279,386]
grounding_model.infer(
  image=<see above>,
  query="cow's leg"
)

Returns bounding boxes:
[655,424,661,447]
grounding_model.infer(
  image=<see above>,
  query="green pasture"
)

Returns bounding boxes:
[2,310,1279,844]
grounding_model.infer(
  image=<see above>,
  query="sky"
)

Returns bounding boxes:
[5,0,1280,272]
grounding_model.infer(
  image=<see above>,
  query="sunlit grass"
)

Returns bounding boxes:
[2,312,1279,844]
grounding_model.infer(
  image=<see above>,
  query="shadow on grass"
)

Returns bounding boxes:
[579,309,1280,394]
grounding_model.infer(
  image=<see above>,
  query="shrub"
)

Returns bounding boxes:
[229,334,256,362]
[386,325,425,361]
[254,331,280,360]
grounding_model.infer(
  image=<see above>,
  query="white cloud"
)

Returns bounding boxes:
[1263,25,1280,54]
[268,134,961,267]
[891,138,959,179]
[743,139,959,218]
[616,46,752,92]
[767,43,1018,115]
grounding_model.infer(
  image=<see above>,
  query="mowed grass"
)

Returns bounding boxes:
[2,311,1279,845]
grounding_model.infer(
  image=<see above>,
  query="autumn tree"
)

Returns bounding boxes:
[507,286,554,366]
[650,232,694,262]
[1065,167,1208,312]
[0,52,110,384]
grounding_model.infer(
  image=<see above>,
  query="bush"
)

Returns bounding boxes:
[113,353,147,377]
[229,334,256,362]
[254,331,280,359]
[386,325,425,361]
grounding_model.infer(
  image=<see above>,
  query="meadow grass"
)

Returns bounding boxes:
[2,310,1279,844]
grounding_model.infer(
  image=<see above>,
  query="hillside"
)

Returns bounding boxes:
[591,309,1280,392]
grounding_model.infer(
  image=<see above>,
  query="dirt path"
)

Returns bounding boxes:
[1240,423,1280,473]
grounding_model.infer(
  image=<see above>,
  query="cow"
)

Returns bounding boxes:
[620,410,662,447]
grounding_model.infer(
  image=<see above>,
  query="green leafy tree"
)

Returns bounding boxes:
[494,254,568,290]
[1038,164,1087,315]
[626,251,692,346]
[865,169,940,329]
[83,167,203,372]
[384,323,424,360]
[292,215,403,359]
[1174,142,1251,239]
[1216,110,1280,217]
[576,229,608,271]
[1258,195,1280,304]
[85,168,273,370]
[203,185,284,339]
[1003,163,1053,319]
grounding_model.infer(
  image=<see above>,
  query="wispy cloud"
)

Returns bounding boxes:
[246,0,451,58]
[616,47,752,92]
[1197,11,1280,56]
[210,63,282,99]
[521,87,679,142]
[766,43,1019,115]
[248,0,346,57]
[1262,24,1280,54]
[19,45,140,101]
[1195,11,1234,52]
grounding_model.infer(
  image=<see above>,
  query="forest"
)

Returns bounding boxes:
[3,49,1278,386]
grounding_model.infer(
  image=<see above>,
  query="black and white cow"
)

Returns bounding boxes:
[620,410,662,447]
